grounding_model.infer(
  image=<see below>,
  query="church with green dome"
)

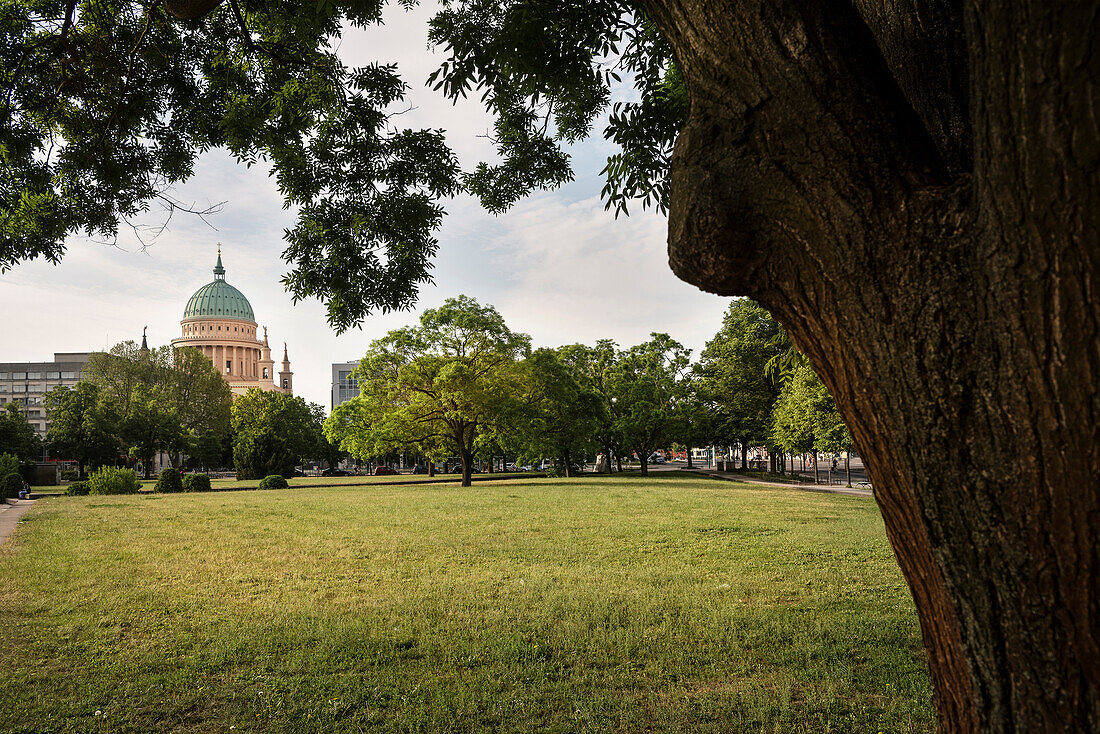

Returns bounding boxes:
[171,249,293,397]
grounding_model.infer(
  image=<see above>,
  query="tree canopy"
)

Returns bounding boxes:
[0,401,40,462]
[230,387,320,479]
[1,0,673,331]
[324,295,530,486]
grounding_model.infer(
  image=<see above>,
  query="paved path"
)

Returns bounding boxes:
[0,499,36,546]
[681,468,874,498]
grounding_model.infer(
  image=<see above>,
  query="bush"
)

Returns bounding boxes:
[182,473,212,493]
[0,453,18,482]
[65,481,90,496]
[1,472,23,501]
[155,468,183,493]
[60,469,79,481]
[258,474,289,490]
[88,466,141,495]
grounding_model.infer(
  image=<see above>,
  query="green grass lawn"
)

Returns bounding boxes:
[0,474,933,733]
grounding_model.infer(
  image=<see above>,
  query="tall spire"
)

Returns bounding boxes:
[213,244,225,279]
[282,342,289,363]
[140,326,149,354]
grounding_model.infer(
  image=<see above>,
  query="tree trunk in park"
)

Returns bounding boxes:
[563,449,572,478]
[427,462,435,478]
[812,451,819,485]
[639,452,649,477]
[845,452,851,488]
[642,0,1100,730]
[740,442,747,471]
[616,454,623,473]
[458,446,472,488]
[686,448,693,468]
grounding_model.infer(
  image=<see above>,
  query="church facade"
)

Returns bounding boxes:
[170,250,293,397]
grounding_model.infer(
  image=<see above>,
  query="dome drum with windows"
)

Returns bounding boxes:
[171,248,293,397]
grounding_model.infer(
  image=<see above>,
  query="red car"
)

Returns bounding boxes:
[373,466,398,475]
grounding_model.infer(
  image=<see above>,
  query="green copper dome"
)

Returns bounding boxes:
[182,252,256,322]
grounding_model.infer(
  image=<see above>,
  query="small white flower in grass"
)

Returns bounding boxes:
[717,583,730,588]
[94,710,102,717]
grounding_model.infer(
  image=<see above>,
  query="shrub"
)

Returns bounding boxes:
[1,472,23,501]
[65,481,90,496]
[60,469,79,481]
[182,473,212,493]
[88,466,141,495]
[0,453,18,482]
[155,468,183,493]
[258,474,289,490]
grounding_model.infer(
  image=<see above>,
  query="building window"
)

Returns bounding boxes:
[27,372,41,379]
[225,360,231,374]
[0,372,8,380]
[282,379,288,389]
[47,371,60,379]
[12,385,25,393]
[61,372,77,379]
[263,368,269,379]
[13,372,26,380]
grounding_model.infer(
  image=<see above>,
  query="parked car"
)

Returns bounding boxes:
[373,466,398,475]
[322,468,350,477]
[411,465,429,475]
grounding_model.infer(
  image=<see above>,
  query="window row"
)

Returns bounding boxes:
[182,324,257,337]
[0,371,79,380]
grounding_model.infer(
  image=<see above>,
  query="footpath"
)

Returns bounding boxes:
[0,499,36,546]
[681,468,873,498]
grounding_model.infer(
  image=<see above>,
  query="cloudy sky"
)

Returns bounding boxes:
[0,3,730,410]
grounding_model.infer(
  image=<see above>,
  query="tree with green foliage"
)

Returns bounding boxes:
[511,348,606,477]
[608,333,689,477]
[171,346,233,460]
[771,364,855,486]
[122,382,188,478]
[557,340,624,474]
[695,300,789,472]
[7,2,1100,727]
[0,402,40,463]
[770,365,822,483]
[231,388,317,480]
[82,341,232,471]
[325,296,529,487]
[43,382,118,478]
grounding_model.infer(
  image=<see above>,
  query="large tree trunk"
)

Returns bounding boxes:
[641,0,1100,730]
[639,451,649,476]
[686,447,693,468]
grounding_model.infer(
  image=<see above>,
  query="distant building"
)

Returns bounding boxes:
[170,248,293,397]
[331,362,360,410]
[0,353,92,438]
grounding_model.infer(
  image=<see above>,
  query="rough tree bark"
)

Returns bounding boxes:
[641,0,1100,731]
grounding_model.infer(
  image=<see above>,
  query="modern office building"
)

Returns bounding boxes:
[170,248,294,397]
[331,361,360,410]
[0,353,92,437]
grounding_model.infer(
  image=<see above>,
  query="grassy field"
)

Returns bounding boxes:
[0,473,933,733]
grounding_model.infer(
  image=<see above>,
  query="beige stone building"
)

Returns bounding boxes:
[170,250,293,397]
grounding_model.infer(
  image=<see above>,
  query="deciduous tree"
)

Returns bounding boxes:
[608,333,689,476]
[325,296,529,487]
[231,388,316,479]
[43,382,118,477]
[0,402,40,463]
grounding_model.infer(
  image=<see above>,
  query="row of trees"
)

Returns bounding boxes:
[324,295,853,487]
[40,342,336,479]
